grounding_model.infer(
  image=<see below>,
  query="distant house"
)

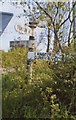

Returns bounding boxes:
[0,12,13,36]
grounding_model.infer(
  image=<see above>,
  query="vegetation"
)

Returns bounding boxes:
[2,46,76,119]
[1,1,76,119]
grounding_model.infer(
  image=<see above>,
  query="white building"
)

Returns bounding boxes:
[0,1,47,52]
[0,1,29,51]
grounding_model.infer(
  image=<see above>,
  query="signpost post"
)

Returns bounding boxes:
[27,20,37,81]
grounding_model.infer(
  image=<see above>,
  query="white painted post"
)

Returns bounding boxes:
[27,20,37,82]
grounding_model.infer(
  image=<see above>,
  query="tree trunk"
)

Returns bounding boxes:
[73,2,76,49]
[46,28,50,52]
[53,34,58,53]
[54,28,64,53]
[68,23,71,47]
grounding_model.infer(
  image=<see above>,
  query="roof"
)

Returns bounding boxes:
[0,12,13,36]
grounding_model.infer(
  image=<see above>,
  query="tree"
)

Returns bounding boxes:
[33,1,75,54]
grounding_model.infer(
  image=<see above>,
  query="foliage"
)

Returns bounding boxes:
[2,47,76,119]
[1,1,76,119]
[2,48,28,72]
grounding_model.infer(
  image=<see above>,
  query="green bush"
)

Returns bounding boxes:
[2,48,76,119]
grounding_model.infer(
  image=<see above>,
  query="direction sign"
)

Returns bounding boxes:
[28,52,51,61]
[15,24,32,35]
[15,17,32,35]
[35,52,50,61]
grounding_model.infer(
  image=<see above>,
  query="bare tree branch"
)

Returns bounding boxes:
[53,3,59,22]
[34,1,55,27]
[59,3,75,28]
[68,19,73,46]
